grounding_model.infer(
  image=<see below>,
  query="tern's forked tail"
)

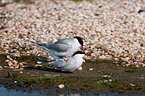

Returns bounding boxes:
[33,57,51,64]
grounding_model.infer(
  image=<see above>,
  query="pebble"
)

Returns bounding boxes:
[102,75,111,78]
[20,68,24,70]
[130,83,135,87]
[14,81,17,83]
[77,67,82,70]
[19,71,23,74]
[3,66,8,68]
[20,65,26,68]
[5,59,9,62]
[58,84,65,89]
[19,63,23,66]
[0,66,4,70]
[13,60,18,64]
[89,68,93,71]
[15,64,19,68]
[8,61,13,66]
[9,66,14,69]
[0,0,145,68]
[35,64,42,67]
[37,61,42,64]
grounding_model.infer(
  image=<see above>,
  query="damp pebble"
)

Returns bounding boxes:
[9,66,14,69]
[13,60,18,64]
[109,79,113,82]
[20,68,23,70]
[15,64,19,68]
[35,64,42,67]
[14,81,17,83]
[77,67,82,70]
[5,60,9,62]
[89,68,93,71]
[130,83,135,87]
[19,71,23,73]
[0,66,4,70]
[37,61,42,64]
[136,65,140,67]
[102,75,111,78]
[19,63,23,66]
[3,66,8,68]
[103,80,108,83]
[20,65,26,68]
[58,84,65,89]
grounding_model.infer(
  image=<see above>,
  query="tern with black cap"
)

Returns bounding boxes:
[31,36,84,57]
[34,51,86,72]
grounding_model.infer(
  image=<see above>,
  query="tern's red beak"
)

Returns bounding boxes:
[81,46,84,52]
[64,58,68,62]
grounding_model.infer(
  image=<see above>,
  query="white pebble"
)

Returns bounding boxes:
[37,61,42,64]
[77,67,82,70]
[89,68,93,71]
[5,59,9,62]
[14,81,17,83]
[58,84,65,89]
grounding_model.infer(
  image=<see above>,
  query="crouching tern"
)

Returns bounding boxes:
[31,37,84,57]
[34,51,86,72]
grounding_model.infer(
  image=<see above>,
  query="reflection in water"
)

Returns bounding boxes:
[0,85,143,96]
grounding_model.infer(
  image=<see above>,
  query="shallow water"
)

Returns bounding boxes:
[0,85,144,96]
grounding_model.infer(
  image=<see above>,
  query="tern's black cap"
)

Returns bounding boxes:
[72,51,85,56]
[74,36,83,47]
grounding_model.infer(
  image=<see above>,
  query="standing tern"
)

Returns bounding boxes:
[31,37,84,57]
[33,51,86,72]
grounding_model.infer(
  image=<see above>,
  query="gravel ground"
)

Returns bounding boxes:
[0,0,145,68]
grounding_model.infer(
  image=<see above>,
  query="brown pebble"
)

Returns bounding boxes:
[9,66,14,69]
[19,71,23,73]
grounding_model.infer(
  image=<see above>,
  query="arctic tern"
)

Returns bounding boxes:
[34,51,86,72]
[31,37,84,57]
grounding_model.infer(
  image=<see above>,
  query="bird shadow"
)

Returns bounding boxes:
[24,64,73,74]
[24,66,72,74]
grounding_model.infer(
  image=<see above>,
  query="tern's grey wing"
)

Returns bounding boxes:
[41,47,63,60]
[48,59,65,67]
[31,41,54,47]
[55,38,74,44]
[46,43,70,52]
